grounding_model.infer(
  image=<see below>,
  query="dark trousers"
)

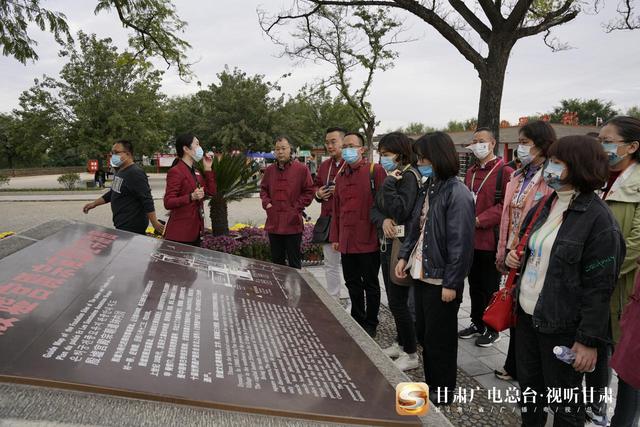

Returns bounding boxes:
[585,344,611,417]
[341,252,381,337]
[503,327,518,380]
[380,243,417,354]
[468,249,501,331]
[611,376,640,427]
[414,282,460,405]
[516,307,586,426]
[268,233,302,269]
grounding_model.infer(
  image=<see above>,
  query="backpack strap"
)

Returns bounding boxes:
[369,162,376,197]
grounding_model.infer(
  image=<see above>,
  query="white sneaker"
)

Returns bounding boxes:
[382,342,402,358]
[394,353,419,371]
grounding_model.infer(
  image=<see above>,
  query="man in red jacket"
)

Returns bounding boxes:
[330,132,386,337]
[460,128,513,347]
[313,127,347,300]
[260,136,314,269]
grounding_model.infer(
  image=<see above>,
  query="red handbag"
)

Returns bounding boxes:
[483,196,549,332]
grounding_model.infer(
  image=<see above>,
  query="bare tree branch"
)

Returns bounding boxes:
[448,0,491,41]
[605,0,640,31]
[478,0,505,26]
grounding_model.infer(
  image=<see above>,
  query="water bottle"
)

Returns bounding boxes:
[553,346,595,372]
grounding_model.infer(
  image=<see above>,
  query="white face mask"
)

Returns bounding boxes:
[517,144,533,166]
[469,143,490,160]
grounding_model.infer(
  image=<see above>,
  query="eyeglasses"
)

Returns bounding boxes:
[111,150,128,155]
[597,138,634,145]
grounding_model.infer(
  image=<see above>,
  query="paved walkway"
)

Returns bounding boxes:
[306,266,619,426]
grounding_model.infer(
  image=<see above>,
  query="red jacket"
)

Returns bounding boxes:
[163,160,217,243]
[464,157,513,251]
[330,160,386,254]
[313,157,346,217]
[260,160,314,235]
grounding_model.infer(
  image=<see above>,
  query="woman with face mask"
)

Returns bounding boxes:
[505,136,625,426]
[163,133,217,246]
[394,132,475,405]
[492,121,556,383]
[370,132,421,371]
[599,116,640,427]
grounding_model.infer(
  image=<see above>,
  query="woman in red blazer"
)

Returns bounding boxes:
[163,134,217,245]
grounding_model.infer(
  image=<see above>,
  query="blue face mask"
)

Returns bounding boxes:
[192,146,204,162]
[543,161,565,190]
[602,143,626,166]
[110,154,123,168]
[380,156,398,172]
[342,147,360,164]
[418,165,433,178]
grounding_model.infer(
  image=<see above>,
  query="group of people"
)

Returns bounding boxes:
[259,121,640,426]
[83,121,640,426]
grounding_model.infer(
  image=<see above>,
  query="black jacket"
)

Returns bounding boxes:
[371,167,421,230]
[514,191,625,347]
[399,176,476,293]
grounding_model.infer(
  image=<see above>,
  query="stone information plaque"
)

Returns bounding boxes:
[0,224,419,426]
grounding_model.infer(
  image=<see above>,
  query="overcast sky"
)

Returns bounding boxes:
[1,0,638,132]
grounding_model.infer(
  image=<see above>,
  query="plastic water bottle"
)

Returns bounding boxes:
[553,346,595,372]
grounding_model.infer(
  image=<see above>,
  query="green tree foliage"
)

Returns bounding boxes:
[9,33,169,166]
[0,0,191,77]
[549,98,618,125]
[57,172,81,190]
[208,154,261,236]
[627,106,640,119]
[0,113,21,168]
[400,122,436,135]
[445,118,478,133]
[276,86,362,148]
[58,32,169,158]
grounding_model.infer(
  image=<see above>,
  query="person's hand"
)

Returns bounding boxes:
[316,186,333,201]
[152,220,165,235]
[203,152,213,170]
[505,250,523,270]
[332,242,340,252]
[389,169,403,180]
[192,188,205,201]
[475,217,481,227]
[82,202,96,214]
[571,342,597,373]
[382,218,397,239]
[266,203,273,210]
[442,288,457,302]
[496,258,509,274]
[395,259,408,279]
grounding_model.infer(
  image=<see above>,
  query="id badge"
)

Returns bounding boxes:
[395,225,405,238]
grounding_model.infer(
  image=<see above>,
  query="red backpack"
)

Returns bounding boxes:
[610,274,640,389]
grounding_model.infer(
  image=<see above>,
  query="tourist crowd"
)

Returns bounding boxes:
[83,118,640,426]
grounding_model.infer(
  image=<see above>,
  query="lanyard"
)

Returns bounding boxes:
[529,215,562,258]
[326,160,345,186]
[470,159,503,196]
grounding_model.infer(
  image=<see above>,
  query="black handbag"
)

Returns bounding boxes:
[312,216,332,243]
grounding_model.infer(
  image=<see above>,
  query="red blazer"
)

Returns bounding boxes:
[464,157,513,251]
[329,160,386,254]
[313,158,346,217]
[260,160,314,235]
[164,160,216,242]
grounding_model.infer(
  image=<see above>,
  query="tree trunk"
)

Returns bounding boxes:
[364,117,375,161]
[209,193,229,236]
[476,40,513,147]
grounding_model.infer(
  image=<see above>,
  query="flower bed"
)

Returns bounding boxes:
[202,223,323,265]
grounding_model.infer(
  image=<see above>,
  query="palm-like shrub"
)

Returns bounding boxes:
[209,153,261,236]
